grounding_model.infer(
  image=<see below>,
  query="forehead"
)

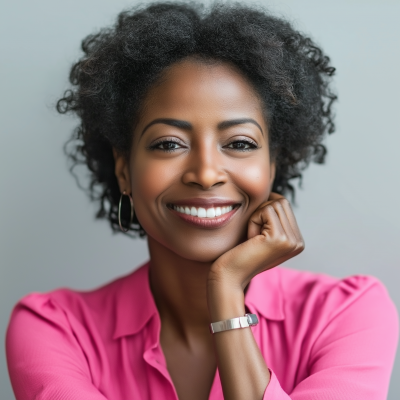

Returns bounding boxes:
[139,58,264,121]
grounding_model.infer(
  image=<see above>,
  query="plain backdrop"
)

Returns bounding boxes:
[1,0,399,398]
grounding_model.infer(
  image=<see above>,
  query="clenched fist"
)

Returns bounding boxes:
[208,193,305,292]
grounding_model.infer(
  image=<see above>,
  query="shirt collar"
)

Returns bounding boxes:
[113,262,157,339]
[113,262,285,339]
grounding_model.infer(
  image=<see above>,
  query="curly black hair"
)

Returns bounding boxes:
[57,1,336,237]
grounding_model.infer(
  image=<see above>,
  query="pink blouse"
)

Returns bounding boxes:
[6,262,398,400]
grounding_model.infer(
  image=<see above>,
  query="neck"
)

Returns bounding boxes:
[148,236,212,339]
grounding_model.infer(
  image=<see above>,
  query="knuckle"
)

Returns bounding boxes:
[277,235,297,252]
[287,239,297,252]
[258,232,269,242]
[275,233,289,246]
[279,198,290,207]
[264,205,275,214]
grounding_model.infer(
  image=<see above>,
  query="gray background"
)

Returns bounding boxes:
[1,0,399,398]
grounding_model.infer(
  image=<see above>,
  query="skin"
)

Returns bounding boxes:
[114,58,304,400]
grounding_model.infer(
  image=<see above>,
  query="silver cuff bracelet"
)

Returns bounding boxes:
[209,313,259,334]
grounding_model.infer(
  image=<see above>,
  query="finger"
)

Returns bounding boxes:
[268,192,285,201]
[256,192,284,210]
[244,205,295,279]
[264,193,304,247]
[270,200,297,245]
[248,202,285,240]
[275,198,304,247]
[248,192,290,239]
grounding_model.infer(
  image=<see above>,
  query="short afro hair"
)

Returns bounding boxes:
[57,1,337,236]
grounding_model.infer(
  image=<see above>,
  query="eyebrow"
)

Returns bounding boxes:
[140,117,263,137]
[218,118,263,135]
[141,119,192,137]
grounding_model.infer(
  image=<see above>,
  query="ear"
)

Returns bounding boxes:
[113,148,131,194]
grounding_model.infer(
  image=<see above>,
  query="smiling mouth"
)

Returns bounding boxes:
[167,203,240,229]
[170,204,235,218]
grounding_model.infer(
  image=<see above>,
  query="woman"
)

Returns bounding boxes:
[6,2,398,399]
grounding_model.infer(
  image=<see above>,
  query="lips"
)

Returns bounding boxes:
[172,205,234,218]
[167,199,240,229]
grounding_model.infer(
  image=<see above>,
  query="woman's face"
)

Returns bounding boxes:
[116,58,275,262]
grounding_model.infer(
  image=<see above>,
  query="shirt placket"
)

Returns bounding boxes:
[142,315,180,400]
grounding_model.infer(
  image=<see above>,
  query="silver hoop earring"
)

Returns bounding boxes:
[118,191,134,232]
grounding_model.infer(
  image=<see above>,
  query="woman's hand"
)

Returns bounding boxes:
[208,193,305,293]
[206,193,304,399]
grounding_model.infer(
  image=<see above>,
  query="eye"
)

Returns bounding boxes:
[149,139,185,152]
[225,139,258,151]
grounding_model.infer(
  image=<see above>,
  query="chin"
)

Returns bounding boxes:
[175,248,227,264]
[145,218,247,264]
[168,234,245,264]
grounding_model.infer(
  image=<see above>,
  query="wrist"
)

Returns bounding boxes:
[207,278,245,322]
[209,261,252,292]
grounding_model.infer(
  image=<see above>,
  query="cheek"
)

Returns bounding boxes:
[129,154,179,228]
[131,158,171,202]
[232,157,272,204]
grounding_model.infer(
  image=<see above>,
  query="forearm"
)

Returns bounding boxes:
[208,281,270,400]
[206,195,304,399]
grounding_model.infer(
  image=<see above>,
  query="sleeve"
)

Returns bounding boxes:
[6,293,109,400]
[262,277,399,400]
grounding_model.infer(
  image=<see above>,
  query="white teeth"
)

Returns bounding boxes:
[206,208,216,218]
[173,205,235,218]
[198,207,206,218]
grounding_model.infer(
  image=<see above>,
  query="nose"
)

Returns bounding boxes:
[181,138,227,190]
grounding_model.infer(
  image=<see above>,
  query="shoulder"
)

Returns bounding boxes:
[251,267,398,375]
[5,264,150,400]
[7,262,150,339]
[277,267,397,321]
[250,266,398,333]
[274,267,398,349]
